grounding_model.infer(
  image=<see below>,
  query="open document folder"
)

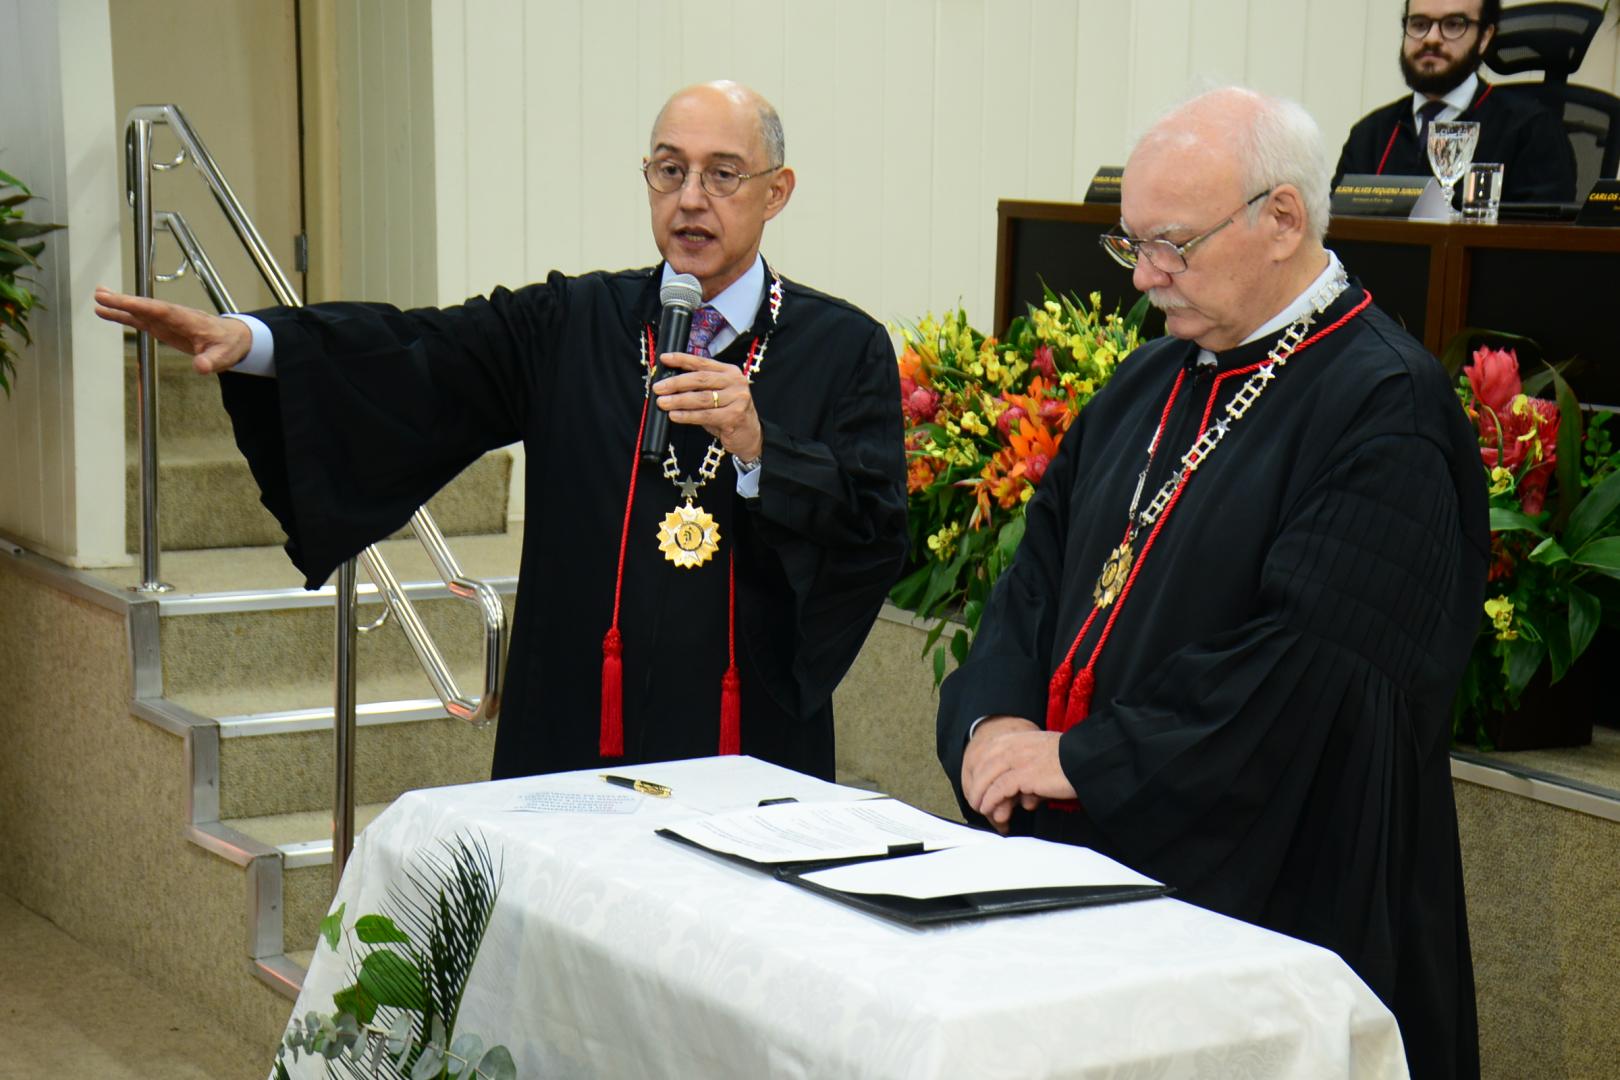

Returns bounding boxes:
[658,798,1171,927]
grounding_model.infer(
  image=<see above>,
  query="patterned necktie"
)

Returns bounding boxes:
[1417,99,1447,151]
[686,305,726,358]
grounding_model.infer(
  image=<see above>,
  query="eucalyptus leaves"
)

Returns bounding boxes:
[275,835,513,1080]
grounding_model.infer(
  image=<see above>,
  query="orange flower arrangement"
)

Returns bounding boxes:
[889,290,1148,682]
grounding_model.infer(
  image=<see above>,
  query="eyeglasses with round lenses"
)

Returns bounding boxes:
[1402,13,1478,40]
[642,158,781,198]
[1099,190,1272,275]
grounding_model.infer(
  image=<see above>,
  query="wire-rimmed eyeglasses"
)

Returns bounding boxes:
[642,158,782,198]
[1402,13,1479,40]
[1098,190,1272,275]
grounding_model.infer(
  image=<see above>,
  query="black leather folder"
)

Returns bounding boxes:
[657,829,1173,928]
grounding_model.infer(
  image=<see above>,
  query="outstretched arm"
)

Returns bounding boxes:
[93,287,251,374]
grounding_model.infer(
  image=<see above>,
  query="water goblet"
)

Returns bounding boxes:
[1427,120,1481,221]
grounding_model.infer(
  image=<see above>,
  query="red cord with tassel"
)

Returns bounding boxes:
[600,328,658,758]
[719,552,741,755]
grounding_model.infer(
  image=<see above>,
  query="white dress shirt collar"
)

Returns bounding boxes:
[1411,73,1479,126]
[659,253,765,352]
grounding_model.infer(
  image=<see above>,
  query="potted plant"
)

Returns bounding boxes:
[0,166,66,398]
[887,289,1147,681]
[1452,344,1620,750]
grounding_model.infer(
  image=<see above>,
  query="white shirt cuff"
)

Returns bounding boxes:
[222,313,276,376]
[735,462,762,498]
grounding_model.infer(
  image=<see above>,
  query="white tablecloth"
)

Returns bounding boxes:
[285,756,1407,1079]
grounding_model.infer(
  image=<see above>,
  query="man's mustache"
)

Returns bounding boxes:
[1147,289,1192,312]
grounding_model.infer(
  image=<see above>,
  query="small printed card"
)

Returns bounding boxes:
[511,790,640,815]
[1331,173,1431,217]
[1576,179,1620,227]
[1084,166,1124,204]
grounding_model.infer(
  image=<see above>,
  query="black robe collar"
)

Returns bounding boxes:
[1181,276,1370,375]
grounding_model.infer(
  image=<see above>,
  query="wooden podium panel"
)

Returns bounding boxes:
[996,200,1620,404]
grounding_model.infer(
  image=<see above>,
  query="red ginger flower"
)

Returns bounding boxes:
[1464,346,1519,415]
[1464,346,1559,516]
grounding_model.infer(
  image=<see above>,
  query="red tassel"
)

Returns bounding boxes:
[1060,666,1095,732]
[600,627,624,757]
[719,664,741,756]
[1045,659,1073,731]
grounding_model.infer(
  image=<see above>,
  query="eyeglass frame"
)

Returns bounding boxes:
[641,157,783,199]
[1098,189,1273,275]
[1401,13,1481,40]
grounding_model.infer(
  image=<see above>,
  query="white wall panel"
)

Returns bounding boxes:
[411,0,1618,337]
[301,0,1620,537]
[0,0,124,565]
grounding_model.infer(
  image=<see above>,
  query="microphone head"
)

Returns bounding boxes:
[660,273,703,311]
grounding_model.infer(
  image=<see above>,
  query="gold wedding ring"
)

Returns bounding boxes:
[711,390,721,409]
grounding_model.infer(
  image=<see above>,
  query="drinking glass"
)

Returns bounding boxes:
[1427,121,1481,220]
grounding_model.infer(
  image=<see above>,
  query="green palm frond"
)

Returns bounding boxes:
[284,832,508,1079]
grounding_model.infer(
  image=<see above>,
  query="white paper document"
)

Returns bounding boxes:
[511,790,640,815]
[627,754,885,814]
[662,798,995,863]
[799,837,1163,899]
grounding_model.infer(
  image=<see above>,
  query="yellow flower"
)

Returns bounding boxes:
[1484,597,1518,641]
[1488,466,1514,496]
[961,411,989,437]
[926,521,962,562]
[1044,300,1061,316]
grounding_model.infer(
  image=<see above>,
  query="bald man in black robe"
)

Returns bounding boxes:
[97,81,906,783]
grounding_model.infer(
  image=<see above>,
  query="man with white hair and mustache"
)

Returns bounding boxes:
[939,87,1486,1078]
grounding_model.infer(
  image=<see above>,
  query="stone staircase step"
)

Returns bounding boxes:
[228,802,393,959]
[100,527,525,595]
[124,344,237,441]
[214,707,497,820]
[124,440,512,552]
[155,587,517,700]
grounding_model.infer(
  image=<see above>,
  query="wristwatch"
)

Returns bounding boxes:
[733,453,762,474]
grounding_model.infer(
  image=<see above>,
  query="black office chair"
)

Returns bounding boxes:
[1484,1,1620,197]
[1486,1,1606,84]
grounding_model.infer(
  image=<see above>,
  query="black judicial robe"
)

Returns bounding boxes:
[218,263,907,781]
[938,284,1487,1079]
[1334,80,1576,203]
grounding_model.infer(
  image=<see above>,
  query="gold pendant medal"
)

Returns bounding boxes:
[1093,538,1134,608]
[658,500,721,568]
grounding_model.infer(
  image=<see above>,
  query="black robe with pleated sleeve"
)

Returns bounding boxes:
[219,262,907,782]
[938,282,1487,1079]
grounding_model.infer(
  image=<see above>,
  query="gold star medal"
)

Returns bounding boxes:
[1093,539,1134,608]
[658,498,720,569]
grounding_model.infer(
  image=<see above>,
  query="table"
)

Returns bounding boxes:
[284,757,1407,1079]
[996,200,1620,404]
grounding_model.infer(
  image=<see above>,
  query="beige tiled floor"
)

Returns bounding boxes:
[0,893,272,1080]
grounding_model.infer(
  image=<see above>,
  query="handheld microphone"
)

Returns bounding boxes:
[640,273,704,464]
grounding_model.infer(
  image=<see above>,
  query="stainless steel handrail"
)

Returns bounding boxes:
[123,104,509,880]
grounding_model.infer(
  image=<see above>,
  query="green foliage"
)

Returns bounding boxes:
[278,835,513,1079]
[0,166,66,398]
[888,287,1148,683]
[1453,344,1620,746]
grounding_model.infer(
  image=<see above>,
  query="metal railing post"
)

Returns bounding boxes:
[333,558,359,886]
[128,118,172,594]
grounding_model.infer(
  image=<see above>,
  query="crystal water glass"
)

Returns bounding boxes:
[1427,121,1481,220]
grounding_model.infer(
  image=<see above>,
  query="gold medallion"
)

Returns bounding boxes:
[657,502,721,569]
[1093,539,1134,608]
